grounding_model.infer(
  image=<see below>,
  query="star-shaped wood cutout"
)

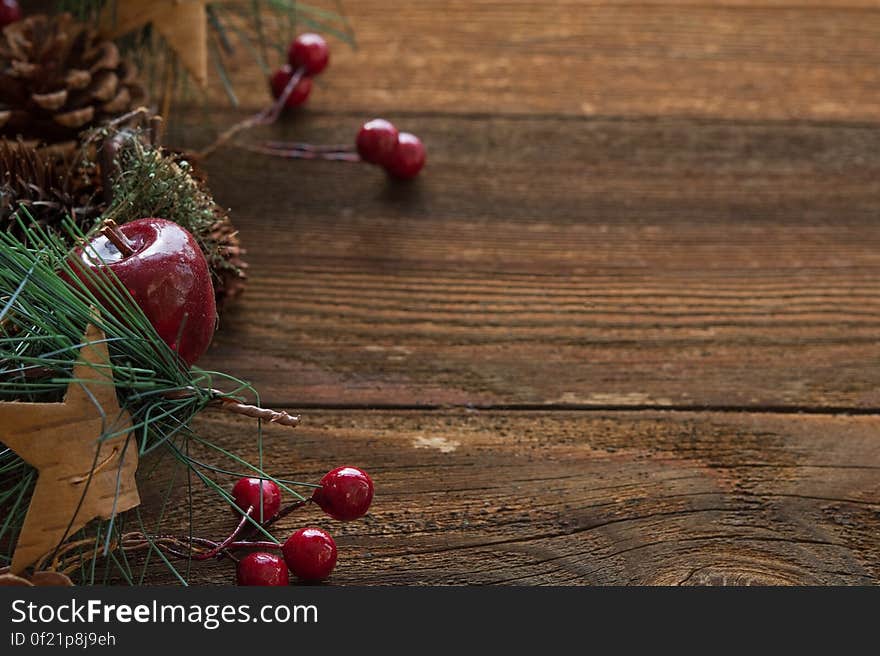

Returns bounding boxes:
[0,323,140,574]
[100,0,210,86]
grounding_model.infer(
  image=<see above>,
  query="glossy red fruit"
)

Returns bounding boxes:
[386,132,426,179]
[237,552,290,586]
[356,119,399,166]
[282,528,337,582]
[270,66,313,107]
[0,0,21,27]
[288,33,329,76]
[232,477,282,521]
[70,218,216,366]
[312,466,374,521]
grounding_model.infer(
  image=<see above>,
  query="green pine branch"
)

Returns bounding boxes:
[0,218,307,584]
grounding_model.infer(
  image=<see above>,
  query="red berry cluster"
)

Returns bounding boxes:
[270,33,331,108]
[233,466,374,586]
[260,33,427,179]
[357,119,426,179]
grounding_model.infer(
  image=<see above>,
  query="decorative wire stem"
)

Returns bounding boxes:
[189,506,253,561]
[225,541,282,551]
[119,500,311,562]
[234,143,361,162]
[263,141,353,153]
[200,66,307,159]
[248,499,309,537]
[121,535,281,561]
[163,388,301,428]
[211,392,300,427]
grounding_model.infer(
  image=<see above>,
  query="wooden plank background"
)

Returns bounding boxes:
[147,0,879,584]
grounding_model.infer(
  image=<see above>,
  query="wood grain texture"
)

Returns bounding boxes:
[179,114,880,409]
[135,410,880,585]
[212,0,880,121]
[141,1,880,585]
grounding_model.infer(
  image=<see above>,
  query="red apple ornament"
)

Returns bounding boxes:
[70,218,217,366]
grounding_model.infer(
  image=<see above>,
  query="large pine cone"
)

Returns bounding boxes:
[0,13,146,143]
[0,139,101,236]
[207,209,248,308]
[1,136,248,308]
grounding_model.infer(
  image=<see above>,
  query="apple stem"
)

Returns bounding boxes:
[100,220,137,257]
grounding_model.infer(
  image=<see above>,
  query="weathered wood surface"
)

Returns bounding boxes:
[150,0,880,584]
[217,0,880,121]
[191,114,880,410]
[139,410,879,585]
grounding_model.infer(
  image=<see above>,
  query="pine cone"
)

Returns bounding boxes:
[208,209,248,308]
[1,112,247,309]
[0,139,101,237]
[171,153,248,307]
[0,13,146,144]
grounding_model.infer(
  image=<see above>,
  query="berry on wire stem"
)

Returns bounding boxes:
[239,118,427,180]
[270,65,313,107]
[283,527,338,582]
[199,64,309,158]
[289,33,330,76]
[386,132,427,179]
[232,477,282,522]
[237,552,289,586]
[356,119,399,165]
[312,466,374,521]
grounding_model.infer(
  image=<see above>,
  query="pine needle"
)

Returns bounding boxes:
[0,216,310,584]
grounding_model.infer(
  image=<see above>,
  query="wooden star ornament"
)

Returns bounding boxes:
[0,323,140,574]
[100,0,210,86]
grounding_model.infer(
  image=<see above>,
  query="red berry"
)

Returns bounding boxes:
[288,33,330,76]
[356,119,399,166]
[0,0,21,27]
[236,552,289,586]
[386,132,426,179]
[270,66,313,107]
[232,477,281,521]
[312,466,374,521]
[282,528,337,582]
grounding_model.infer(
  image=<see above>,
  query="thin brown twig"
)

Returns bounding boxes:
[213,395,300,427]
[199,66,306,159]
[232,142,361,162]
[161,388,300,428]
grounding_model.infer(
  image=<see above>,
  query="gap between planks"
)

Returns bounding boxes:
[185,107,880,132]
[257,403,880,416]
